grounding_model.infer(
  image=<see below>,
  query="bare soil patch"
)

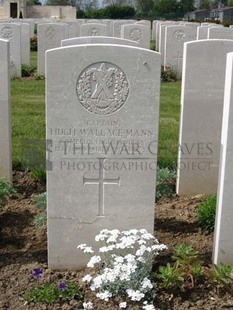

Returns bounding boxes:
[0,172,232,309]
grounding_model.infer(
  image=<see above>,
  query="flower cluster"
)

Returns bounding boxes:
[78,228,167,309]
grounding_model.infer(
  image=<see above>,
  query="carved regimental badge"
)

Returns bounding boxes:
[76,62,129,115]
[130,28,142,42]
[88,27,100,36]
[173,30,186,41]
[1,26,13,39]
[45,26,56,39]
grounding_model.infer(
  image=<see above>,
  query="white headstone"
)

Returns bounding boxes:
[46,44,161,269]
[0,23,21,77]
[177,39,233,195]
[197,25,223,40]
[208,27,233,39]
[164,26,196,74]
[37,23,69,75]
[80,23,108,37]
[61,36,139,47]
[0,39,11,182]
[213,51,233,265]
[20,23,30,65]
[121,24,151,49]
[112,20,134,38]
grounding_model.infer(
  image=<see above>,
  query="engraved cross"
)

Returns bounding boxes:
[173,51,183,68]
[92,64,115,99]
[83,158,120,217]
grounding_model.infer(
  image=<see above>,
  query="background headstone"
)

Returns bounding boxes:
[37,23,69,75]
[80,23,108,37]
[61,36,139,47]
[213,52,233,265]
[0,39,11,182]
[46,44,161,269]
[164,25,196,75]
[0,23,21,77]
[121,24,150,49]
[177,39,233,195]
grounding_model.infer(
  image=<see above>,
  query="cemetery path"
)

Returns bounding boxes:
[0,172,232,309]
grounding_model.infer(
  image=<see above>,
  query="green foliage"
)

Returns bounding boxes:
[150,40,155,51]
[153,0,183,19]
[0,178,17,207]
[157,244,203,291]
[197,195,216,233]
[33,192,47,228]
[209,263,233,292]
[24,282,82,304]
[33,192,46,210]
[161,66,179,82]
[228,0,233,6]
[85,4,136,19]
[30,36,37,51]
[31,169,46,183]
[158,264,184,290]
[21,64,36,77]
[135,0,155,17]
[27,0,42,5]
[156,167,176,201]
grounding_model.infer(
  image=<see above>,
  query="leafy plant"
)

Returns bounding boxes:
[197,195,216,233]
[161,66,179,82]
[209,263,233,292]
[157,243,203,291]
[34,73,45,80]
[32,169,46,184]
[21,64,36,77]
[78,229,167,309]
[25,268,81,305]
[0,178,17,207]
[158,263,184,290]
[30,36,37,51]
[33,192,47,228]
[156,167,176,201]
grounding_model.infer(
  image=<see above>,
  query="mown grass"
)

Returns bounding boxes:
[158,81,181,168]
[11,78,45,169]
[10,52,181,170]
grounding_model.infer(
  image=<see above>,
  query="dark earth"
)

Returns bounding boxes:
[0,172,232,309]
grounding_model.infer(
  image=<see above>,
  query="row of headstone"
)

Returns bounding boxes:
[156,21,233,76]
[175,39,233,265]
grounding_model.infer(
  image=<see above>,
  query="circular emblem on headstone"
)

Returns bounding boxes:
[45,26,56,39]
[1,26,13,39]
[88,27,100,36]
[76,62,129,115]
[130,28,142,42]
[173,30,186,41]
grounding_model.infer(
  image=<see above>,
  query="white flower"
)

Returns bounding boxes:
[141,277,153,290]
[142,301,155,310]
[96,290,112,301]
[77,243,87,250]
[87,255,101,268]
[119,301,127,308]
[82,274,93,283]
[99,244,116,252]
[141,233,155,240]
[83,301,94,309]
[126,289,145,301]
[83,246,94,254]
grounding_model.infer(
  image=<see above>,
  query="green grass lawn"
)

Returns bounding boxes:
[11,52,181,170]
